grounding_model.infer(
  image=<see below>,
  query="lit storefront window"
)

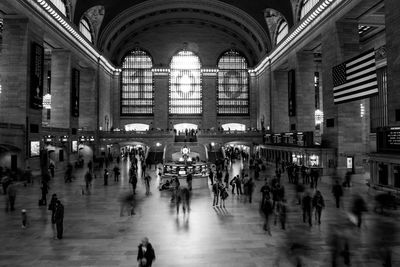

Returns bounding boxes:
[217,50,249,115]
[169,51,202,115]
[121,49,154,115]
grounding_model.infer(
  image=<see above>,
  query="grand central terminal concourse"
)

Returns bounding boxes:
[1,0,400,266]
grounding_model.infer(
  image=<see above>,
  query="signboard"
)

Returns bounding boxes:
[30,42,44,109]
[386,128,400,147]
[377,127,400,152]
[71,140,78,152]
[30,141,40,157]
[347,157,353,169]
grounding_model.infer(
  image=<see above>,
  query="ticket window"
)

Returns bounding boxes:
[309,155,319,167]
[378,163,388,185]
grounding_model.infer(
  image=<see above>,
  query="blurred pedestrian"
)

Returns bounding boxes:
[103,169,109,186]
[302,192,313,226]
[332,180,343,208]
[351,194,368,228]
[54,200,64,239]
[212,181,221,206]
[186,173,193,191]
[220,184,229,208]
[21,209,28,228]
[137,237,155,267]
[144,174,151,195]
[6,181,16,212]
[312,190,325,225]
[48,194,58,239]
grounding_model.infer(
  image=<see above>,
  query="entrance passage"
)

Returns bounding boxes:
[221,123,246,131]
[174,123,198,132]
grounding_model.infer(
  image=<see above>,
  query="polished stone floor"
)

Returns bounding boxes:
[1,158,399,267]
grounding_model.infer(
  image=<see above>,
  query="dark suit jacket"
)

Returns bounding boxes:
[137,243,155,266]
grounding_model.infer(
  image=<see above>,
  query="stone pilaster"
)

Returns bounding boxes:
[49,49,72,128]
[256,69,271,130]
[153,73,169,130]
[202,74,217,130]
[79,67,97,131]
[271,70,289,133]
[385,0,400,126]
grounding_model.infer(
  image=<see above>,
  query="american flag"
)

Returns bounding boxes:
[332,49,378,104]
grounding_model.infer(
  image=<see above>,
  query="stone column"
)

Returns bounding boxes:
[98,67,111,131]
[289,51,316,132]
[249,74,258,128]
[256,69,271,130]
[49,49,72,128]
[385,0,400,125]
[0,17,29,125]
[202,74,217,130]
[79,67,97,131]
[271,70,289,133]
[111,72,120,129]
[321,20,367,175]
[153,72,169,130]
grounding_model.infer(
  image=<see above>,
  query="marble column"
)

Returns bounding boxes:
[271,70,289,133]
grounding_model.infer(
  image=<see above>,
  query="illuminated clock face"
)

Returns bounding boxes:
[182,147,189,155]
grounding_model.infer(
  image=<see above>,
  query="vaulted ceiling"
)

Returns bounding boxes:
[73,0,295,67]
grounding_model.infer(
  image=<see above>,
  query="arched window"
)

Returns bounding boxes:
[276,19,288,44]
[169,50,202,115]
[300,0,320,19]
[79,17,93,43]
[121,49,154,115]
[217,50,249,115]
[50,0,68,18]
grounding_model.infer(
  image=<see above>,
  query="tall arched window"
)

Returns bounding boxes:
[121,50,154,115]
[276,19,288,44]
[79,17,93,43]
[50,0,67,17]
[169,50,202,115]
[217,50,249,115]
[300,0,320,19]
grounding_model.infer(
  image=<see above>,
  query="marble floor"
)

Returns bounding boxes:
[0,158,399,267]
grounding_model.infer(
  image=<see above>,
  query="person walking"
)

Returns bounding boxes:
[212,181,221,206]
[129,167,138,195]
[302,192,313,226]
[220,184,229,208]
[84,170,93,195]
[246,177,255,203]
[144,174,151,195]
[186,173,193,191]
[230,176,236,194]
[6,181,17,212]
[48,194,58,239]
[103,169,109,186]
[48,162,55,178]
[332,180,343,208]
[40,180,49,205]
[235,175,242,195]
[113,165,120,182]
[260,181,271,208]
[224,172,229,190]
[351,194,368,228]
[137,237,155,267]
[21,209,28,228]
[54,200,64,239]
[312,190,325,225]
[208,169,214,185]
[262,198,273,235]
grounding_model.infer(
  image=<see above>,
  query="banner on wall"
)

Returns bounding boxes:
[30,42,44,109]
[288,69,296,117]
[71,68,80,117]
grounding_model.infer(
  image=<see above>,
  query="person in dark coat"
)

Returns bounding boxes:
[302,192,313,226]
[137,237,155,267]
[351,194,368,228]
[103,169,109,186]
[54,200,64,239]
[332,180,343,208]
[48,194,58,239]
[186,173,193,191]
[312,190,325,225]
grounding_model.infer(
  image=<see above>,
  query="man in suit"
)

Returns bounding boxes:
[137,237,155,267]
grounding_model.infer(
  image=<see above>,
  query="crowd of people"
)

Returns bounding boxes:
[1,149,399,266]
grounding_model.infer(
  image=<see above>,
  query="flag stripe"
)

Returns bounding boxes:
[347,64,376,80]
[347,59,375,76]
[334,89,378,104]
[346,51,375,68]
[334,82,378,98]
[333,73,376,91]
